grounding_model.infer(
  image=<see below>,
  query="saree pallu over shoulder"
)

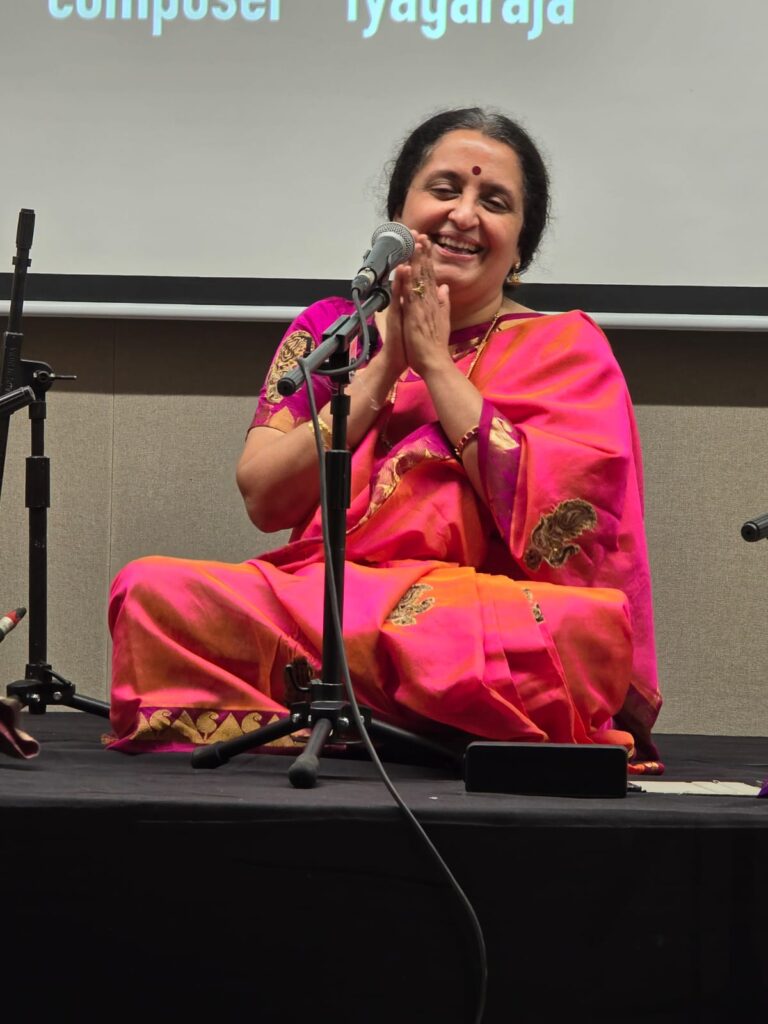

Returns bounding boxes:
[472,311,660,755]
[108,304,661,767]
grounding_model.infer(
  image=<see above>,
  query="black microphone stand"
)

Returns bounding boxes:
[192,286,462,787]
[1,209,109,719]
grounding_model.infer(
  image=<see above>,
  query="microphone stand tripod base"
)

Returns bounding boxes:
[7,666,110,718]
[190,663,462,786]
[190,670,374,788]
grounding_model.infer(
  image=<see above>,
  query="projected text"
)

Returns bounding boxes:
[47,0,575,41]
[48,1,281,37]
[348,1,574,41]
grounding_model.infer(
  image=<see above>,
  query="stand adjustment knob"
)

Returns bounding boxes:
[33,370,77,384]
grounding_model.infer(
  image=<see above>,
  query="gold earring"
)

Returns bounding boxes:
[506,263,521,287]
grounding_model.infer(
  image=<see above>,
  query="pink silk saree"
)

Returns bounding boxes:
[108,300,662,770]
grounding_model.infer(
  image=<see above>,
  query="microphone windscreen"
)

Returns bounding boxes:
[370,221,414,259]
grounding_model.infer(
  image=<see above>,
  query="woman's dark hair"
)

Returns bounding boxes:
[385,107,550,280]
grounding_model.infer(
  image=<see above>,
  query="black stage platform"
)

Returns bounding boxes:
[1,714,766,1023]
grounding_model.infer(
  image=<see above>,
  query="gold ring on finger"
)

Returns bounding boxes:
[411,280,426,298]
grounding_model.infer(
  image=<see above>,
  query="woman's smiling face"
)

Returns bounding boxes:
[397,129,525,318]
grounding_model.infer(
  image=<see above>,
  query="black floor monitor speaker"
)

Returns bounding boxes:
[464,741,628,798]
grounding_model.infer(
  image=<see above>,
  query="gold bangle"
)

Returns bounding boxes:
[454,425,479,460]
[306,418,332,450]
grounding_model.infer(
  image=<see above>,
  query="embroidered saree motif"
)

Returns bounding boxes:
[524,499,598,570]
[265,330,314,403]
[352,443,451,532]
[386,583,436,626]
[119,708,305,748]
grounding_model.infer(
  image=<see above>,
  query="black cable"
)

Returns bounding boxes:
[299,356,488,1024]
[349,287,371,370]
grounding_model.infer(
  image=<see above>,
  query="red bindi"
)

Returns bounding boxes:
[472,165,482,175]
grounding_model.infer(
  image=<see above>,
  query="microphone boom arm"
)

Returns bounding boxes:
[277,284,391,397]
[741,513,768,542]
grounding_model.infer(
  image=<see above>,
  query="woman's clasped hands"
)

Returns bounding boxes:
[382,233,453,381]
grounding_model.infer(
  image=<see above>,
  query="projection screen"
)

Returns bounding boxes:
[0,1,766,318]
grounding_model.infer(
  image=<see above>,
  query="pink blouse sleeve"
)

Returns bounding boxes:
[249,297,355,433]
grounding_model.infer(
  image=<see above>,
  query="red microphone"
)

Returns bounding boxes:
[0,607,26,643]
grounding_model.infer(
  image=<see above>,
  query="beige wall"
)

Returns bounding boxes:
[1,317,766,735]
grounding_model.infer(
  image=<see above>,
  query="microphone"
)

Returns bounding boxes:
[741,513,768,542]
[0,606,26,643]
[351,222,414,297]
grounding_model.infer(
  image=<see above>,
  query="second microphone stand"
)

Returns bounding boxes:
[192,288,461,786]
[4,358,110,719]
[1,208,109,719]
